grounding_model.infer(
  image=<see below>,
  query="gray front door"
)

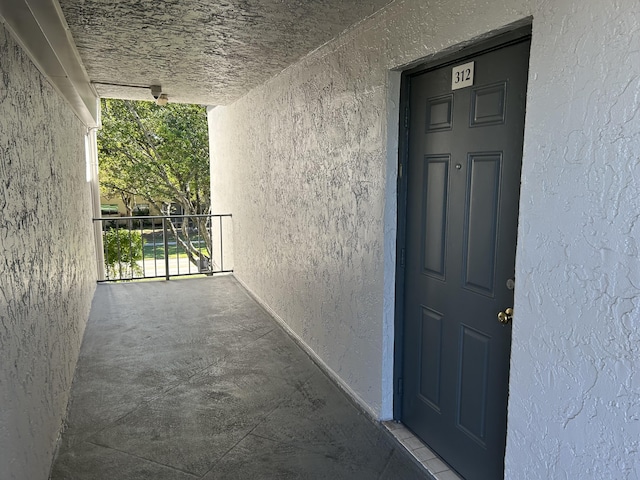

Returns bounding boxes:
[401,37,530,479]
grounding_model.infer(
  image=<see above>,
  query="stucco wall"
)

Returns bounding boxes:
[209,0,640,477]
[0,24,97,480]
[508,2,640,478]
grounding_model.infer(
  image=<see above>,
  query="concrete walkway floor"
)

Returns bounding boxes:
[50,276,430,480]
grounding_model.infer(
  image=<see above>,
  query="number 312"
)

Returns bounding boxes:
[455,68,471,83]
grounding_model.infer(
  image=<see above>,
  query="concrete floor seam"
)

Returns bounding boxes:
[199,400,287,478]
[85,440,201,478]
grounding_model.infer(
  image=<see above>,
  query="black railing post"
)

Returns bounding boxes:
[219,215,224,273]
[162,217,170,281]
[128,218,134,280]
[117,222,123,280]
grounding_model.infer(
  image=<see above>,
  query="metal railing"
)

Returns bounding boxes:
[94,214,233,282]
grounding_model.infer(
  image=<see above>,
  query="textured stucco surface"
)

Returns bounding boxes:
[58,0,393,105]
[209,0,532,419]
[0,24,97,480]
[209,0,640,478]
[508,2,640,478]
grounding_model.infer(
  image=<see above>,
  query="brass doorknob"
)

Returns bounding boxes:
[497,307,513,325]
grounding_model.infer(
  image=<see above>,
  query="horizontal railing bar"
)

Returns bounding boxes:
[93,214,232,222]
[96,270,234,283]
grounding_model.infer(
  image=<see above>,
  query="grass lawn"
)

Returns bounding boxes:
[143,243,208,260]
[140,230,208,260]
[104,228,210,261]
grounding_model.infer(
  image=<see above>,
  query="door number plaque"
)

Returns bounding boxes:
[452,61,475,90]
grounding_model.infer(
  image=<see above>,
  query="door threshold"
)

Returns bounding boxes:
[382,421,462,480]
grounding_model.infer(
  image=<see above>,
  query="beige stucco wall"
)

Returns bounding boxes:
[0,24,97,480]
[99,194,164,216]
[209,0,640,477]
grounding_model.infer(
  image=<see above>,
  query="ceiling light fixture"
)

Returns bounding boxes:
[156,94,169,106]
[150,85,168,106]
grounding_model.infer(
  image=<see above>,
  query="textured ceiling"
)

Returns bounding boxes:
[58,0,393,106]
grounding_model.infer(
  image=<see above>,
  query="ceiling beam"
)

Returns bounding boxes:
[0,0,99,128]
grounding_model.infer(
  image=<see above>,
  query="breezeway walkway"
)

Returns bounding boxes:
[50,276,430,479]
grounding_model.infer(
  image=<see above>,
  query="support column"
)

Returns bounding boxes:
[86,127,105,281]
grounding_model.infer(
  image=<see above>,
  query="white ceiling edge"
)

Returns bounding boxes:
[0,0,100,128]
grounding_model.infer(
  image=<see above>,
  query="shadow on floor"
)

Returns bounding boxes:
[50,276,429,479]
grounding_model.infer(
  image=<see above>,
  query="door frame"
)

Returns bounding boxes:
[393,24,532,421]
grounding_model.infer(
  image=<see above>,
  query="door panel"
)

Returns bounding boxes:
[422,156,449,279]
[457,325,490,445]
[401,38,531,480]
[463,152,501,296]
[470,82,507,126]
[418,306,443,409]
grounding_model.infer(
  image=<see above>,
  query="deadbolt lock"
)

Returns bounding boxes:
[497,307,514,325]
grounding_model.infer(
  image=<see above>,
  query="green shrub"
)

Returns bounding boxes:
[103,228,143,279]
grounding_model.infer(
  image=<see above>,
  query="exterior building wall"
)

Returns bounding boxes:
[0,24,97,480]
[99,194,164,216]
[209,0,640,477]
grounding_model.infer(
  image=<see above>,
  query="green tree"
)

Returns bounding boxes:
[98,99,211,268]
